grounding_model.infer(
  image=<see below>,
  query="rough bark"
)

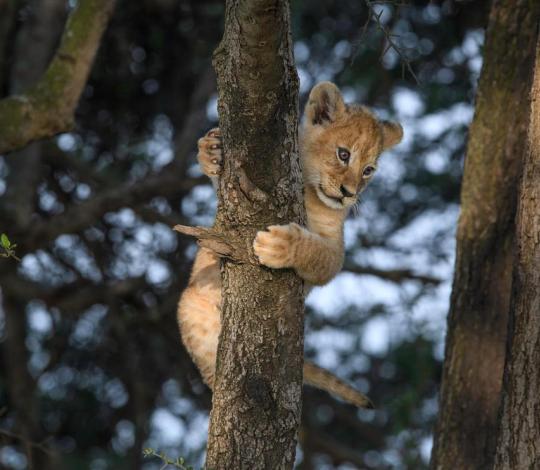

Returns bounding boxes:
[202,1,304,468]
[0,0,115,155]
[430,2,540,469]
[493,31,540,470]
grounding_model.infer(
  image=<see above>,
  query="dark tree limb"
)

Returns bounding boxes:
[0,0,115,154]
[5,59,213,251]
[0,274,148,314]
[343,261,442,285]
[300,428,365,468]
[16,173,205,252]
[200,0,304,468]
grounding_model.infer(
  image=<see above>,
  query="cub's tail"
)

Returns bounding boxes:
[303,361,374,409]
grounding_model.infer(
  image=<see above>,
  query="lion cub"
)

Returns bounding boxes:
[178,82,403,407]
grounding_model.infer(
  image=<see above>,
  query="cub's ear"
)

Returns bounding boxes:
[381,120,403,150]
[305,82,346,126]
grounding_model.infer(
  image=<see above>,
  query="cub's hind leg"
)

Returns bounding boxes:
[177,248,222,388]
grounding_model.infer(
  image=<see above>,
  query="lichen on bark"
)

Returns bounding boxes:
[0,0,115,154]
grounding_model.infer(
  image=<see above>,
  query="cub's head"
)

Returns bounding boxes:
[300,81,403,210]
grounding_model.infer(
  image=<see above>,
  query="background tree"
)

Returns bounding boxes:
[0,1,488,469]
[493,31,540,470]
[431,2,540,469]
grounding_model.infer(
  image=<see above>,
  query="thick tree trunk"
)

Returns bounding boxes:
[493,32,540,470]
[203,1,303,469]
[430,2,540,469]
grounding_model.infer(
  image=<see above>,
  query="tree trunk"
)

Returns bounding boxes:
[493,31,540,470]
[204,1,303,469]
[430,2,540,469]
[1,2,67,468]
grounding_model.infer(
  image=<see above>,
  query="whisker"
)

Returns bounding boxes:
[352,199,361,216]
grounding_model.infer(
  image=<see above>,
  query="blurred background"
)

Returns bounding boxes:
[0,0,489,468]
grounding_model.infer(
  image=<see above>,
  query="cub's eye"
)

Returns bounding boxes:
[336,147,350,163]
[362,165,376,178]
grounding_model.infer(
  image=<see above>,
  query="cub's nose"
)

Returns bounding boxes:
[340,185,355,198]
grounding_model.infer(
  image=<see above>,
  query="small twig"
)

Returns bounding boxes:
[173,225,252,263]
[0,428,54,456]
[352,4,374,63]
[0,233,21,261]
[352,0,419,83]
[366,0,419,83]
[143,448,197,470]
[361,10,372,42]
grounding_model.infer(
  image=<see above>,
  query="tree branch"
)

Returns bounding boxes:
[9,58,214,250]
[18,173,205,252]
[0,427,55,457]
[301,428,366,468]
[0,0,115,154]
[0,275,148,314]
[173,224,252,263]
[343,261,442,285]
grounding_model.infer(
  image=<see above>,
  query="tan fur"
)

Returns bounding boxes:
[177,82,403,406]
[303,362,373,408]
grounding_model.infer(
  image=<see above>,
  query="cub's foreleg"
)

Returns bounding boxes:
[253,223,344,285]
[196,127,222,188]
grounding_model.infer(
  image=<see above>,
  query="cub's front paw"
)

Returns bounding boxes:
[253,223,301,269]
[197,128,222,178]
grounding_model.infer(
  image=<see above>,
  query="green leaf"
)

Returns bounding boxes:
[1,233,10,248]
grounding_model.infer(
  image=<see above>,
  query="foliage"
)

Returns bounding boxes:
[143,448,196,470]
[0,233,20,261]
